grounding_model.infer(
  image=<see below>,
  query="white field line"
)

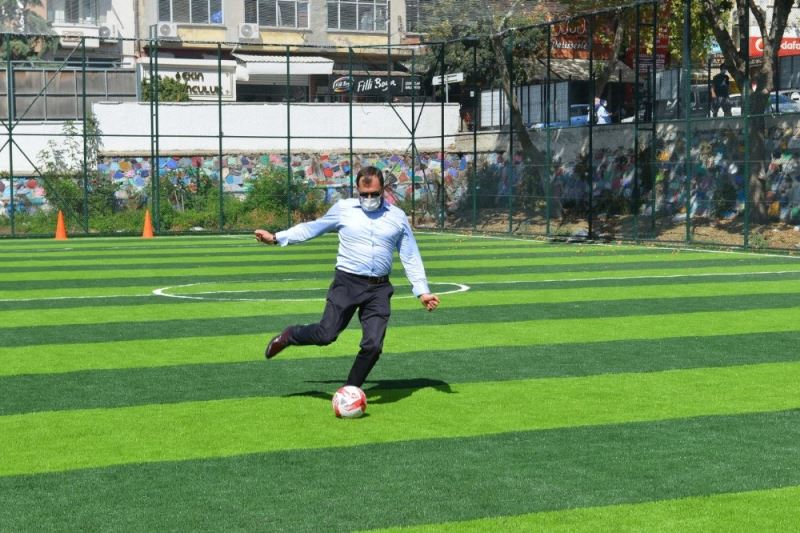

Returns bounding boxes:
[2,268,799,303]
[460,270,800,285]
[0,294,153,302]
[0,278,316,302]
[151,282,472,302]
[424,231,800,260]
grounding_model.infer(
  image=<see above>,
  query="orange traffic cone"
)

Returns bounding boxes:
[142,209,154,239]
[54,210,68,240]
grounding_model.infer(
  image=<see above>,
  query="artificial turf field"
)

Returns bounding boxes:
[1,232,800,532]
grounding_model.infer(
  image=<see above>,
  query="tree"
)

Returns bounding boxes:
[698,0,795,222]
[37,114,113,222]
[0,0,53,60]
[417,0,554,216]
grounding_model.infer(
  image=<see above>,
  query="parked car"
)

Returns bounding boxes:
[529,103,592,129]
[568,104,591,126]
[727,93,800,116]
[768,93,800,113]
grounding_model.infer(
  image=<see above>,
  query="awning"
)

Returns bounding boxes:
[331,69,413,77]
[233,53,334,81]
[529,59,637,83]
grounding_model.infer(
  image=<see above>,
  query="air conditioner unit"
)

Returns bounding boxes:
[52,24,100,48]
[155,22,179,40]
[98,23,118,43]
[238,23,260,41]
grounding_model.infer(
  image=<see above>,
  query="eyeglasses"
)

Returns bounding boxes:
[358,191,382,198]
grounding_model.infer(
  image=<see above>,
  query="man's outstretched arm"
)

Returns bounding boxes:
[255,202,341,246]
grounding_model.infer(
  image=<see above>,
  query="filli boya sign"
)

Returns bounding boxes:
[331,75,419,96]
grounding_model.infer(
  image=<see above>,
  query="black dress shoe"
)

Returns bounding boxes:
[265,328,291,359]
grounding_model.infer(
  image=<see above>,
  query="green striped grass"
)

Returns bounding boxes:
[1,233,799,531]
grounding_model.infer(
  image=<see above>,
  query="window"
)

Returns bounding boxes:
[405,0,431,34]
[327,0,387,32]
[244,1,309,28]
[159,0,224,24]
[49,0,98,24]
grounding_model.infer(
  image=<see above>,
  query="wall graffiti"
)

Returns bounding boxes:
[4,122,800,229]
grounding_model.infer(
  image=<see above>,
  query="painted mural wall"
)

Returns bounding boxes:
[5,120,800,229]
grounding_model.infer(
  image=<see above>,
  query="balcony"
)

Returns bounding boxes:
[50,21,101,49]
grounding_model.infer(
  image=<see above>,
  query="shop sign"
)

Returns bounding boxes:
[550,17,614,60]
[331,75,421,96]
[750,36,800,58]
[403,77,422,93]
[139,60,236,101]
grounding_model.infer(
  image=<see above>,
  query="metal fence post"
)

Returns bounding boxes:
[411,48,417,226]
[506,35,514,234]
[5,34,15,236]
[348,47,354,197]
[742,10,751,249]
[472,40,478,231]
[218,43,224,231]
[682,0,693,244]
[545,25,552,238]
[286,45,292,228]
[588,15,595,239]
[81,37,89,234]
[439,42,446,230]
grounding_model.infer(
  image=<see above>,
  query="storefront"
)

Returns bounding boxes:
[137,57,237,101]
[233,54,334,103]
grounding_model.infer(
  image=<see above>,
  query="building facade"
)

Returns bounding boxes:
[136,0,422,103]
[47,0,137,66]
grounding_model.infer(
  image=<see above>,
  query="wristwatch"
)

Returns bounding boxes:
[258,232,277,245]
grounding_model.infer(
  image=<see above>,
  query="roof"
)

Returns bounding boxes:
[528,59,637,83]
[232,53,334,77]
[231,53,335,65]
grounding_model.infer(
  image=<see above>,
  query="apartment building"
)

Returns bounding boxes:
[136,0,423,103]
[36,1,425,103]
[47,0,137,66]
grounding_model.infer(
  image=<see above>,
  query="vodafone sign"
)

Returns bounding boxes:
[750,36,800,57]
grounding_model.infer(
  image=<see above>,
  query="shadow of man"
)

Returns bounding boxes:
[288,377,455,406]
[363,378,455,405]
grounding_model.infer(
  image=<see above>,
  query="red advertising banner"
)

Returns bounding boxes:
[550,17,614,60]
[750,36,800,57]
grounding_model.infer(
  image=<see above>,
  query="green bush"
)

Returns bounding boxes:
[89,210,146,234]
[141,77,190,102]
[40,175,83,216]
[88,176,119,216]
[242,166,324,224]
[1,211,57,235]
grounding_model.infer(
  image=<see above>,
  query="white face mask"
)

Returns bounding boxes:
[359,195,382,212]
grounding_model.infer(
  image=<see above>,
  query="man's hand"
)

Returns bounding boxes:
[419,293,440,312]
[254,229,277,245]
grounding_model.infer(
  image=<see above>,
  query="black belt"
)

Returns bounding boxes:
[337,269,389,285]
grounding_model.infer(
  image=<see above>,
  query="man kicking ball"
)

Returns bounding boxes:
[254,166,440,387]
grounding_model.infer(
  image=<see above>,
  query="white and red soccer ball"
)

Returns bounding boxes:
[332,386,367,418]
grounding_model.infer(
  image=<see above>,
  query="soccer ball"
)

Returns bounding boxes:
[332,386,367,418]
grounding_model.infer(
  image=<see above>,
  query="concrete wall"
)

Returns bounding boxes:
[0,101,458,172]
[0,122,70,173]
[93,101,460,155]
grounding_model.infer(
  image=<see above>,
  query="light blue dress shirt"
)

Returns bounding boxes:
[275,199,432,297]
